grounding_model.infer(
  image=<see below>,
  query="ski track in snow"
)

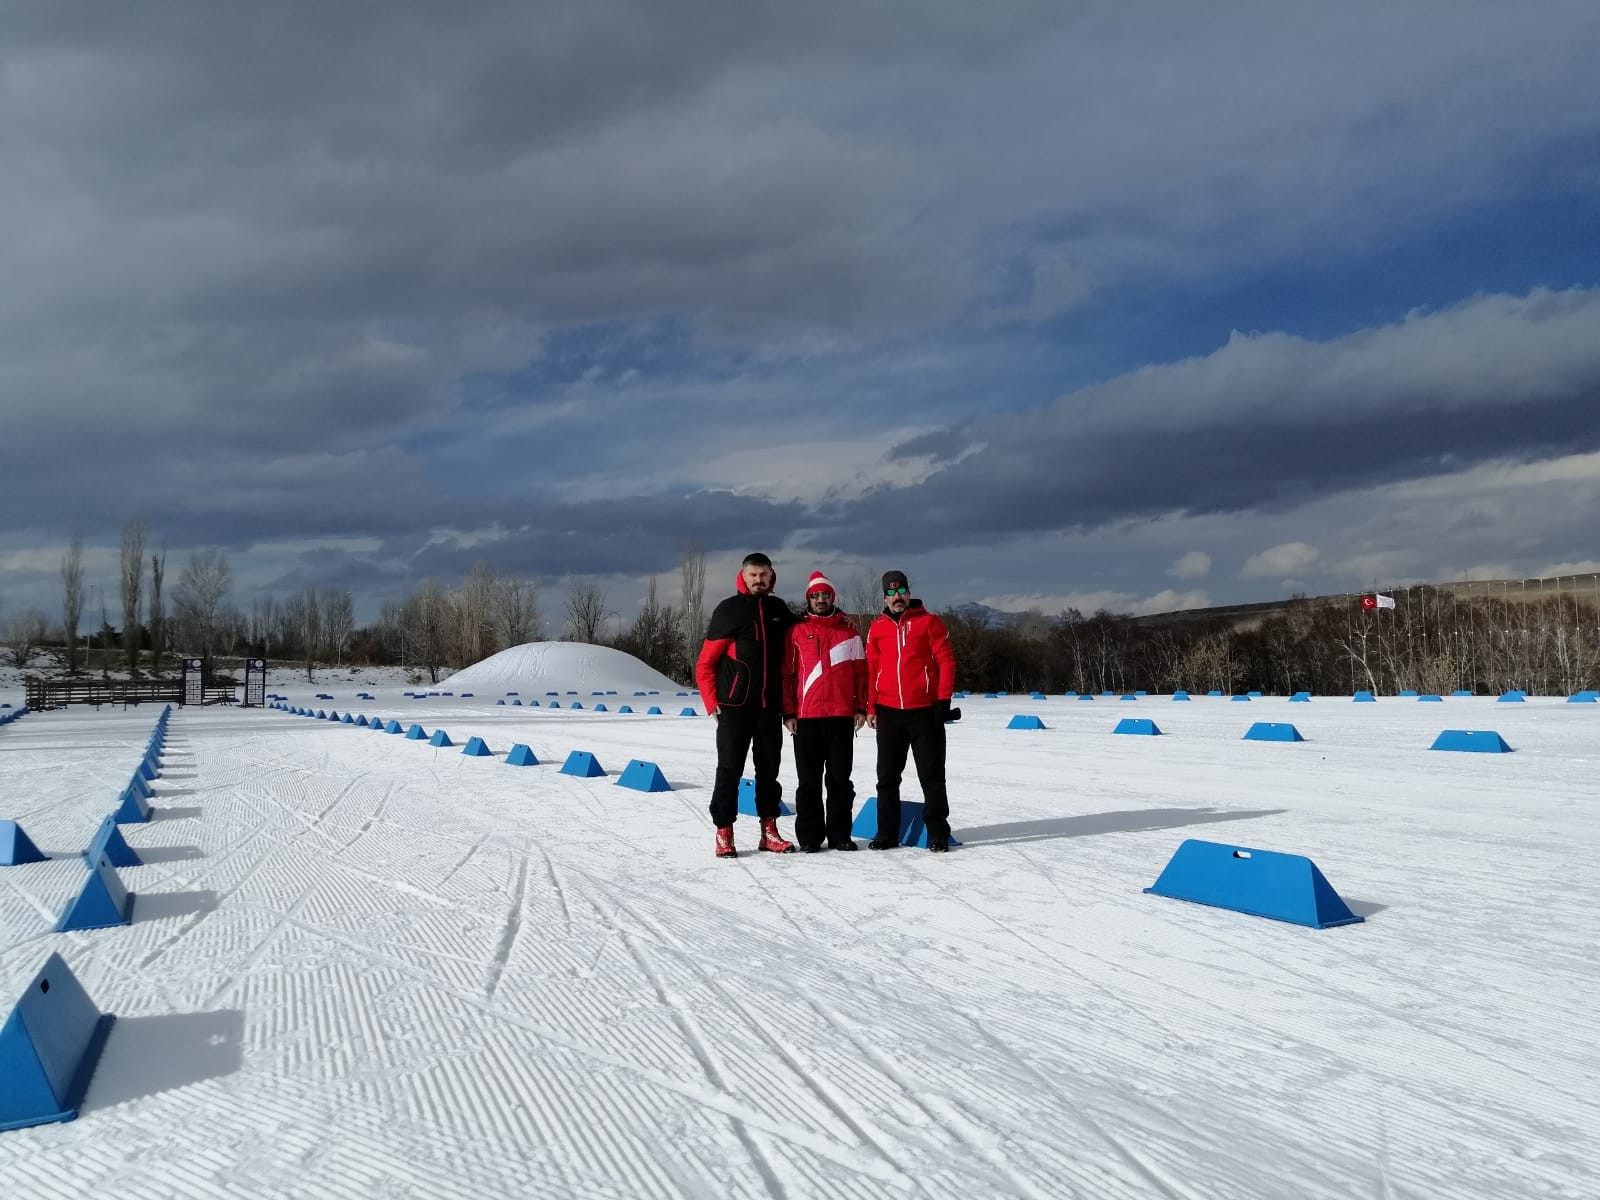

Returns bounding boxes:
[1,686,1597,1199]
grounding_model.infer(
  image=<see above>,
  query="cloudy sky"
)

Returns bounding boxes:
[4,1,1599,625]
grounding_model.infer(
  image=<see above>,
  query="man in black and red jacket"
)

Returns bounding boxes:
[866,569,957,851]
[696,552,800,859]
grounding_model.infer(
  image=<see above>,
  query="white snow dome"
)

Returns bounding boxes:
[438,641,685,695]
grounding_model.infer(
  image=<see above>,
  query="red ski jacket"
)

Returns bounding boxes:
[866,600,956,714]
[782,611,867,720]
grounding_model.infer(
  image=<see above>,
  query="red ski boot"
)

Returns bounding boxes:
[715,826,738,859]
[757,817,796,854]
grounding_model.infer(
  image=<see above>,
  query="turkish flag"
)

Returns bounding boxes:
[1361,595,1377,610]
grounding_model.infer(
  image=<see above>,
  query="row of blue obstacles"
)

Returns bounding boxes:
[0,707,176,1132]
[960,688,1595,701]
[0,704,29,727]
[1004,714,1515,751]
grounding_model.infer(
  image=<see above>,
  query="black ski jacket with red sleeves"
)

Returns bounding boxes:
[696,572,799,715]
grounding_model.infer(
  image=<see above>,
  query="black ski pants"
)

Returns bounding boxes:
[874,704,950,842]
[792,716,857,848]
[710,707,784,827]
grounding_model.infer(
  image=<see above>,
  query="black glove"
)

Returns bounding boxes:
[940,699,960,723]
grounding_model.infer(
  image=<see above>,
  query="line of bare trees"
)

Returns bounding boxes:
[1,520,224,674]
[938,588,1600,696]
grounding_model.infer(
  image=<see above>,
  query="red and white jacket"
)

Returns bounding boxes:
[865,600,956,714]
[781,611,867,720]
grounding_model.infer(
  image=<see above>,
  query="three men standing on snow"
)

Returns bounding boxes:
[697,554,956,859]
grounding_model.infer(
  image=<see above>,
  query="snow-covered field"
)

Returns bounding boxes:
[1,657,1596,1198]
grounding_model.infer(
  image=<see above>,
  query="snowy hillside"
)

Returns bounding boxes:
[0,678,1595,1198]
[440,641,685,696]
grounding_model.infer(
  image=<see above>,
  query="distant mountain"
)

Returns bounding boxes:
[944,601,1017,628]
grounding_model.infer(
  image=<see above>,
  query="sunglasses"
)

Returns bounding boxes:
[884,587,910,597]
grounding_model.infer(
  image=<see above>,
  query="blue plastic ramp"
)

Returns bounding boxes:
[1144,840,1363,928]
[0,953,116,1131]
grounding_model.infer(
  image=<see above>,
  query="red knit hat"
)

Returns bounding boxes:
[806,571,834,597]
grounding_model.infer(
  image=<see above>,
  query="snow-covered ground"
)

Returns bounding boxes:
[1,668,1596,1197]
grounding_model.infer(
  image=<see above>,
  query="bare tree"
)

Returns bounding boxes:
[679,543,706,652]
[848,567,881,632]
[174,548,232,661]
[493,575,538,647]
[322,589,354,668]
[300,587,322,682]
[564,580,608,643]
[403,580,453,683]
[120,520,146,674]
[61,535,85,675]
[455,562,497,665]
[2,609,50,668]
[149,548,167,670]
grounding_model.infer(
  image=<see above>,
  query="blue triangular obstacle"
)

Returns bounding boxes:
[56,856,135,932]
[113,788,151,825]
[327,710,341,721]
[384,719,403,733]
[1230,695,1252,702]
[0,952,117,1132]
[570,702,583,710]
[1207,690,1222,697]
[1418,694,1443,702]
[404,724,427,740]
[549,702,561,709]
[315,709,327,719]
[616,760,672,792]
[506,691,519,696]
[1120,694,1138,701]
[505,743,538,766]
[1430,729,1512,753]
[1,821,47,866]
[1352,691,1376,702]
[1399,690,1418,698]
[559,751,605,778]
[355,715,369,727]
[341,714,355,724]
[1171,690,1190,701]
[1029,691,1046,700]
[849,796,960,849]
[82,815,141,868]
[1144,839,1362,929]
[594,704,607,712]
[1496,692,1525,703]
[427,729,453,747]
[679,707,697,717]
[1243,722,1304,742]
[1569,691,1598,703]
[1007,714,1045,729]
[1077,694,1095,701]
[138,757,157,781]
[1113,718,1161,736]
[737,778,794,816]
[462,737,491,757]
[1452,689,1473,697]
[618,706,633,714]
[646,706,663,715]
[1290,691,1311,702]
[497,699,506,705]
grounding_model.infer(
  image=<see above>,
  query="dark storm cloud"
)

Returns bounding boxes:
[394,491,807,583]
[814,289,1600,554]
[3,1,1600,612]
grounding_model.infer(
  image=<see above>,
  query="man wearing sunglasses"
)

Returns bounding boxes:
[782,571,868,852]
[864,570,957,851]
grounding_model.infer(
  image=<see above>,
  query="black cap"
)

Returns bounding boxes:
[882,570,909,594]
